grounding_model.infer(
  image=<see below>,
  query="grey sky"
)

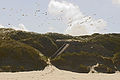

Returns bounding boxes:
[0,0,120,35]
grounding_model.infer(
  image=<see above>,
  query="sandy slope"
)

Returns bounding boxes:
[0,65,120,80]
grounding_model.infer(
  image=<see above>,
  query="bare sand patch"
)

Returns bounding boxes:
[0,65,119,80]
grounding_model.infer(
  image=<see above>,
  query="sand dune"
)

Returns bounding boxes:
[0,65,120,80]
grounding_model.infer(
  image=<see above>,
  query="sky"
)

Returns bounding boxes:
[0,0,120,35]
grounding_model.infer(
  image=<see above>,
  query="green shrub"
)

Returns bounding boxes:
[94,64,115,73]
[0,40,47,72]
[78,64,90,73]
[113,52,120,70]
[51,52,100,73]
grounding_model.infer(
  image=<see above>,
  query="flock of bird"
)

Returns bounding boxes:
[0,6,65,27]
[0,1,115,32]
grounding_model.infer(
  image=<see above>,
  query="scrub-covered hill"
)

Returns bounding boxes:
[48,33,120,73]
[0,28,120,73]
[0,28,57,57]
[0,28,48,72]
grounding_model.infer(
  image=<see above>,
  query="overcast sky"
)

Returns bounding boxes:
[0,0,120,35]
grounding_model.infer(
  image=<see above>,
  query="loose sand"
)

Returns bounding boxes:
[0,65,120,80]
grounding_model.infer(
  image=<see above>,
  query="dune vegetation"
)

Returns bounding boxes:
[0,28,120,73]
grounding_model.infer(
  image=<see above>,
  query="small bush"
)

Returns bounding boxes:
[94,64,115,73]
[113,52,120,70]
